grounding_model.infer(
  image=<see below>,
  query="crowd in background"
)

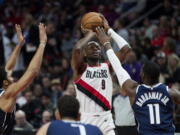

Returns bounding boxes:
[0,0,180,133]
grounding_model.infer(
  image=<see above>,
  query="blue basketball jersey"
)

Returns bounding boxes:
[132,83,175,135]
[47,120,103,135]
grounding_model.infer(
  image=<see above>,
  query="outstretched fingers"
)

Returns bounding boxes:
[39,23,47,44]
[15,24,25,46]
[95,26,110,46]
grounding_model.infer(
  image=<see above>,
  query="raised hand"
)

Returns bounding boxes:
[99,14,110,32]
[15,24,25,46]
[95,26,110,46]
[39,23,47,45]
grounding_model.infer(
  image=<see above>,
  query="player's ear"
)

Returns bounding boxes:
[77,112,81,121]
[82,46,87,56]
[55,109,61,120]
[3,80,10,88]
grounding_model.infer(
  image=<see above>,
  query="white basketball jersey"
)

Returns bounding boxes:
[74,63,113,113]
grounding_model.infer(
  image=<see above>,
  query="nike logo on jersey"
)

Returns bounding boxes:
[86,70,108,79]
[136,92,170,107]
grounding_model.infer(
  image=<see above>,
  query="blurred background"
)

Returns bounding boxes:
[0,0,180,134]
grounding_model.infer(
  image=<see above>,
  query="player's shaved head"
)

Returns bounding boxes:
[57,95,80,120]
[141,61,160,85]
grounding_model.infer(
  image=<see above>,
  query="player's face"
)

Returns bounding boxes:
[3,77,14,89]
[84,42,101,59]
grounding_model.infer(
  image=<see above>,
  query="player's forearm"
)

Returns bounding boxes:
[106,48,131,86]
[74,32,95,49]
[5,45,22,72]
[107,28,130,49]
[6,43,46,97]
[26,43,46,76]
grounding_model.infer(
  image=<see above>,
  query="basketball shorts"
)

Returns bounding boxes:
[81,111,115,135]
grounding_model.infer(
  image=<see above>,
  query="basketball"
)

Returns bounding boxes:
[81,12,103,31]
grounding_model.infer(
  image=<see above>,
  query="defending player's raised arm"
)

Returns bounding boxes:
[96,27,138,102]
[71,31,95,79]
[5,23,47,97]
[169,88,180,104]
[5,24,25,76]
[100,15,131,63]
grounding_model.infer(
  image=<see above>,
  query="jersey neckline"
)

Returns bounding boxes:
[142,83,162,89]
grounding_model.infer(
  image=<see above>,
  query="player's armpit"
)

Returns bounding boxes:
[36,123,50,135]
[4,69,38,98]
[169,89,180,104]
[122,79,138,103]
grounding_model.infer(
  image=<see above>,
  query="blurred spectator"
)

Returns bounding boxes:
[159,16,170,37]
[32,84,43,98]
[123,50,142,82]
[61,57,72,89]
[16,92,27,107]
[14,110,34,131]
[63,82,76,96]
[163,37,176,56]
[41,75,51,94]
[154,51,168,83]
[45,21,59,59]
[151,26,165,48]
[166,54,180,84]
[143,18,157,39]
[170,17,178,39]
[41,110,52,125]
[61,29,75,57]
[21,90,43,128]
[41,93,54,114]
[141,37,155,60]
[50,78,63,107]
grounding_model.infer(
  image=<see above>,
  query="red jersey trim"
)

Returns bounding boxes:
[75,79,111,111]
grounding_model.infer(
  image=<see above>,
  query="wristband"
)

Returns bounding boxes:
[40,41,46,46]
[103,41,111,47]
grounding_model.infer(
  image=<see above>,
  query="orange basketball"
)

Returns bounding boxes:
[81,12,103,31]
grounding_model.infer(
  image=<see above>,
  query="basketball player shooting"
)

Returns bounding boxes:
[71,14,131,135]
[0,23,47,135]
[95,26,180,135]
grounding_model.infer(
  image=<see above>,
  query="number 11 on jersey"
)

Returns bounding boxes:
[147,104,160,124]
